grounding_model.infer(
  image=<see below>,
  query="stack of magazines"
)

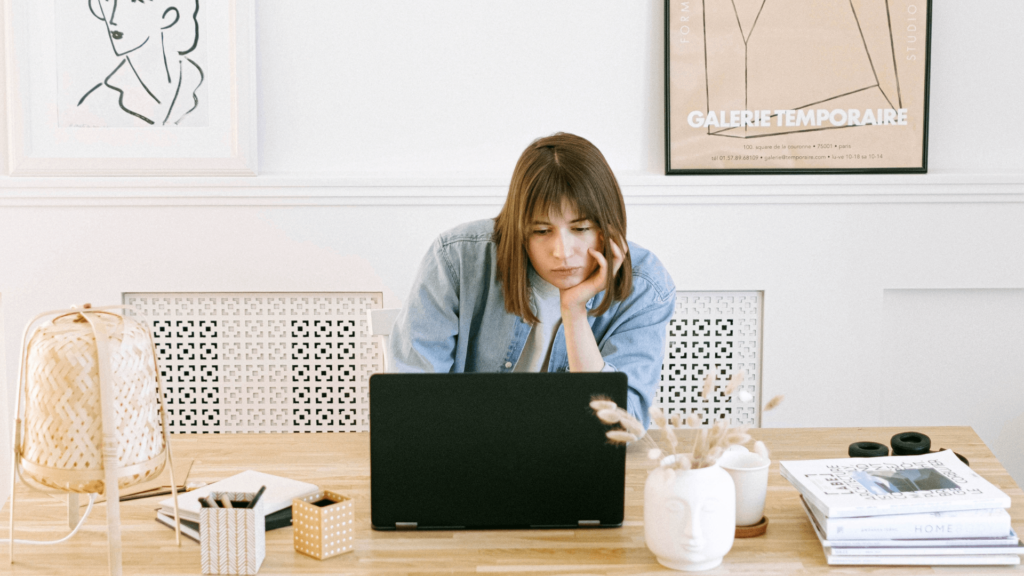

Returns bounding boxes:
[781,449,1023,566]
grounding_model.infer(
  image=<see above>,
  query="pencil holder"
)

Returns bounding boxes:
[199,492,266,575]
[292,490,355,560]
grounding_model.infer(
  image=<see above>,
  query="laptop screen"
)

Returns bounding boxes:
[369,372,628,530]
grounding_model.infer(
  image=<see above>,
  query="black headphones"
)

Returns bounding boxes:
[848,432,969,465]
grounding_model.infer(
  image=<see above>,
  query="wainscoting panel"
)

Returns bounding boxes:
[658,292,763,427]
[126,290,762,433]
[124,293,384,433]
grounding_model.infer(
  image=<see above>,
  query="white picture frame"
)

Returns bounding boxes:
[2,0,256,176]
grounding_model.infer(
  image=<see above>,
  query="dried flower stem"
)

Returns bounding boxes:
[590,371,771,471]
[670,411,685,428]
[617,408,646,437]
[686,412,701,429]
[665,425,679,453]
[723,371,745,396]
[701,369,716,400]
[606,430,638,443]
[649,406,668,429]
[596,409,620,425]
[753,440,770,461]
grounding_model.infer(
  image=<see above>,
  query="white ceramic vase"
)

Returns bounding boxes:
[644,457,736,571]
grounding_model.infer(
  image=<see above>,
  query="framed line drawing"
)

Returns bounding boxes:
[3,0,256,176]
[665,0,931,174]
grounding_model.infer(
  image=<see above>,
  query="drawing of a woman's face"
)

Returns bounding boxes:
[89,0,180,56]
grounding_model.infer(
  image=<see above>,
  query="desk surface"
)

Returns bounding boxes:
[3,426,1022,575]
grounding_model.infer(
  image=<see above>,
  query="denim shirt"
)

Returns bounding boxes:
[389,219,677,425]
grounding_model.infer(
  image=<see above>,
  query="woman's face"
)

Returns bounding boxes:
[93,0,168,56]
[526,202,603,291]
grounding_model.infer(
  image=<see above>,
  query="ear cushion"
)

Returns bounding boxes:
[891,431,931,455]
[848,441,889,458]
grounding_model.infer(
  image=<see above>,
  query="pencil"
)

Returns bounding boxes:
[247,485,267,510]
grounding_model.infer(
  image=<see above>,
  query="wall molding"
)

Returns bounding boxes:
[0,172,1020,207]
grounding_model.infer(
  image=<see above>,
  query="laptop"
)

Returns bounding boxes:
[369,372,628,530]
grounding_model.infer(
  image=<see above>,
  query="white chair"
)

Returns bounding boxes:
[368,308,401,372]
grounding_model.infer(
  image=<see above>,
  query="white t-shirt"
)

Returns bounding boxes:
[513,270,563,373]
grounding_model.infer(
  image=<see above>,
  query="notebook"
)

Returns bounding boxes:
[157,469,319,523]
[369,372,629,530]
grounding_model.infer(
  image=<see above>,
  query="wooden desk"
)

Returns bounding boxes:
[3,426,1022,574]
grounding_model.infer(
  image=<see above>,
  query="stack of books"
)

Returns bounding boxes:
[781,449,1023,566]
[156,469,320,542]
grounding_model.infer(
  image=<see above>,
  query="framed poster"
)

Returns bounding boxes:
[665,0,931,174]
[3,0,256,176]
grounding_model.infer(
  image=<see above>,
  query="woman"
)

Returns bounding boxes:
[389,133,676,423]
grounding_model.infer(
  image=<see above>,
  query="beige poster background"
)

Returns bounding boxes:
[668,0,929,172]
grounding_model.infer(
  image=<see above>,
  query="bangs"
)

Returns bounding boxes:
[521,168,599,233]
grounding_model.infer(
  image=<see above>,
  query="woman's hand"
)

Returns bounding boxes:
[561,239,627,373]
[560,239,627,315]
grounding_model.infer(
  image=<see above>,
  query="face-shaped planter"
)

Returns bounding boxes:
[644,459,736,571]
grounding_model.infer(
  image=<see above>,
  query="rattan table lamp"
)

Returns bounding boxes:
[8,304,181,576]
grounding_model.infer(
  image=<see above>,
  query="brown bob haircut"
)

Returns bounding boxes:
[493,132,632,324]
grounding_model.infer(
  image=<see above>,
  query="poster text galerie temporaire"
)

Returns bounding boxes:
[686,108,909,129]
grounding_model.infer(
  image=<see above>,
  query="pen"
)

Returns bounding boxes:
[202,495,220,509]
[121,490,173,502]
[219,495,234,509]
[247,485,267,509]
[199,498,211,508]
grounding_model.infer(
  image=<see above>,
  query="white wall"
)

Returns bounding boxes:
[883,290,1024,487]
[2,0,1023,506]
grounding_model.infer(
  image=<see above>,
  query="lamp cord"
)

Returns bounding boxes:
[1,492,96,545]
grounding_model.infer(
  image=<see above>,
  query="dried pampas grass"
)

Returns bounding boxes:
[589,370,775,471]
[649,406,668,429]
[701,370,716,400]
[618,409,646,437]
[606,430,638,443]
[724,427,752,448]
[596,409,621,424]
[590,396,647,447]
[723,371,745,396]
[673,453,692,471]
[665,424,679,452]
[670,411,685,428]
[686,412,701,429]
[753,440,770,461]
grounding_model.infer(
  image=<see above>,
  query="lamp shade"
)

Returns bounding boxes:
[9,305,181,575]
[19,312,167,493]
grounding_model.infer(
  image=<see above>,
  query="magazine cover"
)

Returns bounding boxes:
[780,449,1011,518]
[802,496,1019,541]
[802,495,1012,541]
